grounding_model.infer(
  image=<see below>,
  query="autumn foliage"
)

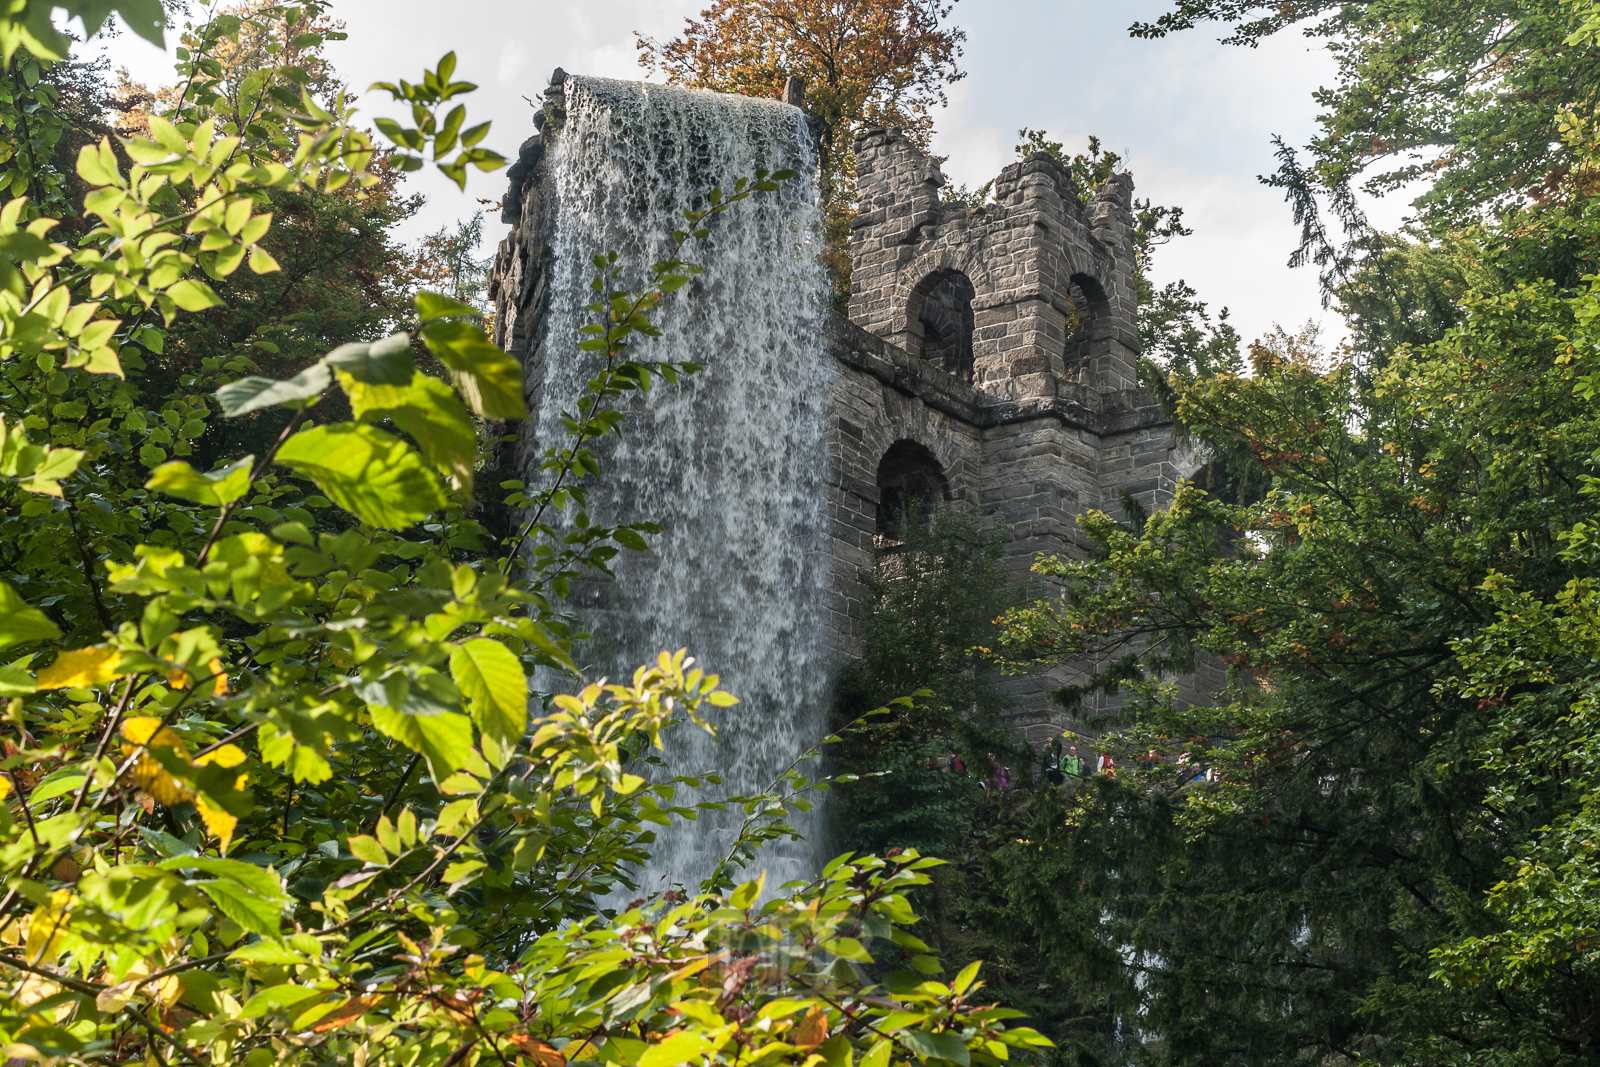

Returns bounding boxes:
[638,0,965,302]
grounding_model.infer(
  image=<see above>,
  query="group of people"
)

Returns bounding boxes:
[1041,739,1114,784]
[934,737,1219,790]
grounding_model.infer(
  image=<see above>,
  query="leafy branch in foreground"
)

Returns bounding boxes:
[0,18,1045,1067]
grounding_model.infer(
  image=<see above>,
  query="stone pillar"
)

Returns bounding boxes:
[1079,173,1142,393]
[848,127,943,351]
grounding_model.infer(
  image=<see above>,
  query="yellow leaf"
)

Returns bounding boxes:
[153,972,181,1006]
[121,716,194,807]
[96,981,134,1013]
[36,646,124,690]
[196,743,246,773]
[792,1006,828,1049]
[24,889,75,966]
[166,659,229,696]
[17,973,61,1007]
[194,743,247,850]
[208,658,229,696]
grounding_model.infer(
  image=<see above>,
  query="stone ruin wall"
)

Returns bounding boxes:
[489,74,1215,750]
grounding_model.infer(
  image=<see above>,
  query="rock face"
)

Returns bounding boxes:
[489,70,1208,783]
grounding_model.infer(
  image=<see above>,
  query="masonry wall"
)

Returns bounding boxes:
[489,74,1204,753]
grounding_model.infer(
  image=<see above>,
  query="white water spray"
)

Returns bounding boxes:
[526,76,834,894]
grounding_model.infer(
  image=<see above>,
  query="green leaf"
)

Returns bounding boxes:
[158,856,287,937]
[165,278,223,312]
[386,376,478,494]
[613,527,649,551]
[0,666,36,696]
[73,139,120,186]
[898,1032,969,1067]
[19,447,85,496]
[420,321,527,419]
[26,768,85,804]
[0,581,60,651]
[325,332,414,386]
[450,639,528,746]
[369,705,475,784]
[821,937,872,962]
[638,1032,711,1067]
[951,959,981,994]
[145,456,254,506]
[0,231,53,262]
[415,291,480,322]
[216,364,332,416]
[240,984,325,1019]
[347,834,388,865]
[274,424,447,529]
[345,373,477,494]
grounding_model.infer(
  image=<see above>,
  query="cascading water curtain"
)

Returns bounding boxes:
[528,76,834,895]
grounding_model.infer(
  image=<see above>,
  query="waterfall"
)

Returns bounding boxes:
[525,76,834,895]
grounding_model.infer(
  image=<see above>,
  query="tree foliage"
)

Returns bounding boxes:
[828,509,1025,859]
[994,163,1600,1061]
[1131,0,1600,225]
[0,10,1052,1067]
[637,0,965,305]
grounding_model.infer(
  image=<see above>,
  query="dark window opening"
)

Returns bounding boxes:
[876,440,951,538]
[1064,272,1109,375]
[912,271,976,381]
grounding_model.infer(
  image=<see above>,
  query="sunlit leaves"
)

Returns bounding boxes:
[0,582,59,651]
[120,718,249,849]
[365,374,478,495]
[275,423,447,529]
[368,703,476,784]
[35,646,122,689]
[156,855,286,936]
[450,638,529,750]
[419,319,527,419]
[146,456,254,506]
[325,332,414,388]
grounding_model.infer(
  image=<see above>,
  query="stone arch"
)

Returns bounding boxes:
[888,249,994,339]
[875,438,951,536]
[1064,271,1112,376]
[906,269,977,381]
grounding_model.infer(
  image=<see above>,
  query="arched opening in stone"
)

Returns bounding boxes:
[906,270,976,382]
[876,439,951,538]
[1064,272,1110,378]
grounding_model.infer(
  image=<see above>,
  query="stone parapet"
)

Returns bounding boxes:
[848,127,1142,398]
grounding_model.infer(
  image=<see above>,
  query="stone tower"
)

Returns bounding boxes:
[849,129,1143,398]
[823,128,1193,740]
[490,73,1200,748]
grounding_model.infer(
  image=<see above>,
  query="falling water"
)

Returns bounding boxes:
[525,76,834,894]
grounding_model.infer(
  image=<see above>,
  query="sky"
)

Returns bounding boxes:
[90,0,1420,349]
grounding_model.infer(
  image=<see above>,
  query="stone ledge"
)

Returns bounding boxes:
[826,314,1170,438]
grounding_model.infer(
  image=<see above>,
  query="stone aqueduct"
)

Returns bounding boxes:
[491,90,1206,742]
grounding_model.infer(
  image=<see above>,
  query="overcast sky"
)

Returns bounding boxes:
[93,0,1417,348]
